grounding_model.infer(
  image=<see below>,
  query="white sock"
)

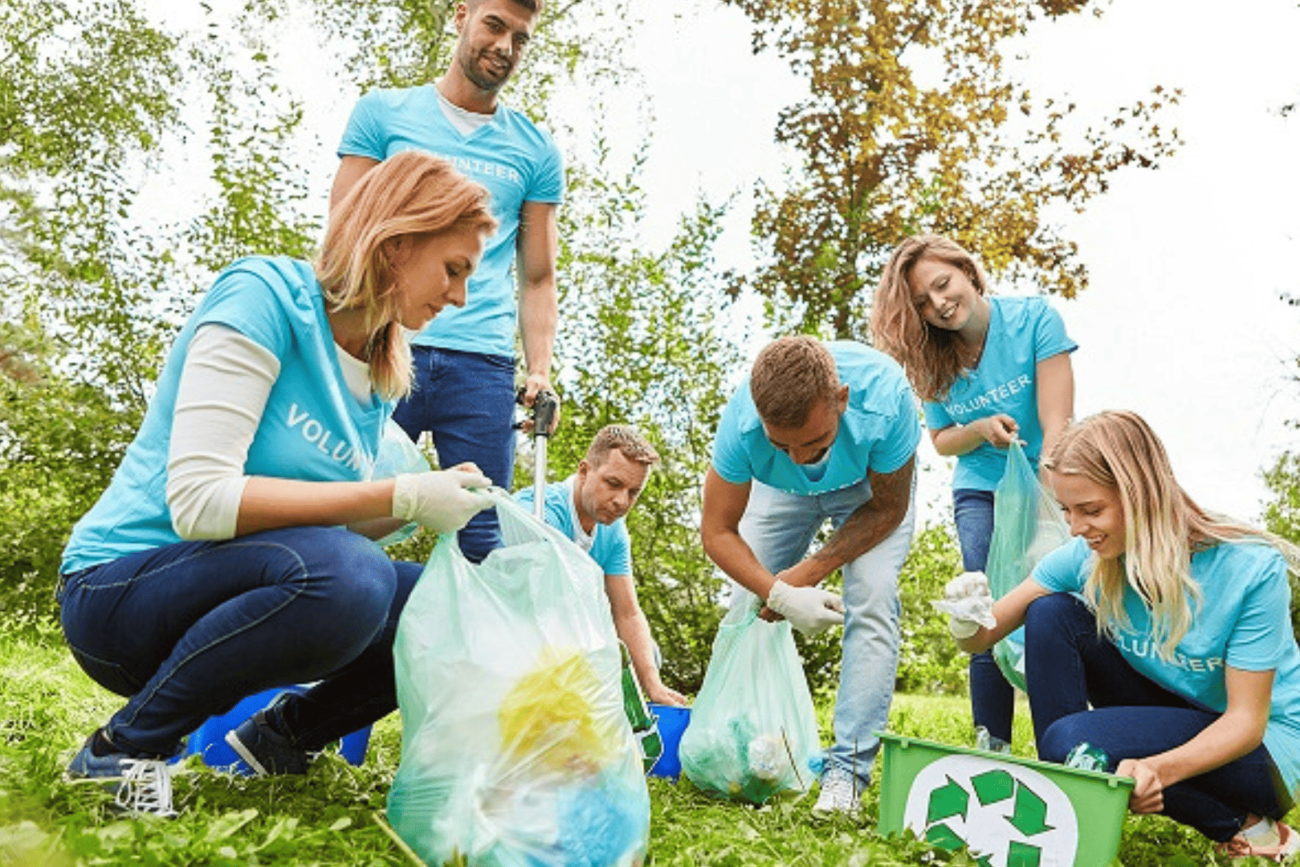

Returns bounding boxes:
[1241,817,1281,847]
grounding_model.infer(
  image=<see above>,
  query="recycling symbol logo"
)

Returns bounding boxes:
[902,755,1078,867]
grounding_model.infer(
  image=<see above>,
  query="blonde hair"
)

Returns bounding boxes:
[750,336,840,428]
[871,234,989,402]
[1044,410,1299,659]
[587,424,660,469]
[315,151,496,400]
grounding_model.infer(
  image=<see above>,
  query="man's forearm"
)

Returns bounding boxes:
[702,527,776,600]
[616,613,662,690]
[519,277,557,379]
[810,498,908,575]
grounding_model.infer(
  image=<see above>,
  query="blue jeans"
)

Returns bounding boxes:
[392,345,517,562]
[58,527,422,758]
[953,488,1015,743]
[730,478,916,786]
[1025,593,1291,841]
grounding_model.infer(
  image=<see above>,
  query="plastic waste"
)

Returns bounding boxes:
[678,598,821,805]
[1065,742,1110,773]
[370,419,430,547]
[386,492,649,867]
[985,441,1071,692]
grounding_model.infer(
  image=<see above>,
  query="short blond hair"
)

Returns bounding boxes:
[749,336,840,428]
[315,151,496,401]
[586,425,660,468]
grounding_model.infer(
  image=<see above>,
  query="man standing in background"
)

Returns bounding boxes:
[331,0,563,561]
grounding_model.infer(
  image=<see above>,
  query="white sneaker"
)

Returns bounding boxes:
[812,768,861,816]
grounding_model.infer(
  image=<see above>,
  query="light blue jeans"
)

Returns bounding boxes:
[730,478,916,786]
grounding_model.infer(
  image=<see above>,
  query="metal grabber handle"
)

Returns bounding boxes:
[517,388,559,520]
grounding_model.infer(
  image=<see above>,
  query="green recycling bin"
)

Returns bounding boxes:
[878,733,1133,867]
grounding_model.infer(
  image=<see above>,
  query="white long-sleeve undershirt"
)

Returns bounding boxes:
[165,323,373,540]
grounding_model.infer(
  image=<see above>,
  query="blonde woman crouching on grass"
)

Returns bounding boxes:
[947,410,1300,862]
[58,152,497,817]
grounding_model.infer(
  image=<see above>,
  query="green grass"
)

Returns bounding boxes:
[0,624,1276,866]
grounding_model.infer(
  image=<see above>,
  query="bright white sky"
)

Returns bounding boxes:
[629,0,1300,525]
[143,0,1300,528]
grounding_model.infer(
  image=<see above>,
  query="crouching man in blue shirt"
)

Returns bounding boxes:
[701,336,920,815]
[516,425,686,707]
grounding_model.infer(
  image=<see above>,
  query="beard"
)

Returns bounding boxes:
[458,47,512,93]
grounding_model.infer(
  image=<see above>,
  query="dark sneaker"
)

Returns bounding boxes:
[224,710,310,776]
[65,733,177,818]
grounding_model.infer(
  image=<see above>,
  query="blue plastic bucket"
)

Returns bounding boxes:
[183,685,371,773]
[647,704,691,779]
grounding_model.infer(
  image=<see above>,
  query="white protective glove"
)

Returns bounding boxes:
[391,469,494,533]
[765,580,846,636]
[931,571,996,639]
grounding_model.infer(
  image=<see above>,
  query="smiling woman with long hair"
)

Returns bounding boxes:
[949,410,1300,860]
[872,233,1076,755]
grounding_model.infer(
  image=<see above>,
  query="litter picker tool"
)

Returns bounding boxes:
[518,388,559,520]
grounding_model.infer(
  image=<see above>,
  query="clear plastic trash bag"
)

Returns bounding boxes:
[985,441,1070,693]
[370,419,429,547]
[678,597,821,805]
[386,492,650,867]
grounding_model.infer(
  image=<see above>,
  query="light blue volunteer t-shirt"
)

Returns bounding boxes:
[923,296,1076,492]
[711,342,921,495]
[337,85,565,359]
[1033,536,1300,801]
[514,476,632,576]
[61,256,392,574]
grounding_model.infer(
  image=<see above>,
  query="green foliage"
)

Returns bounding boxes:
[1261,448,1300,637]
[894,523,967,694]
[0,0,182,618]
[0,0,334,618]
[720,0,1182,338]
[184,9,320,271]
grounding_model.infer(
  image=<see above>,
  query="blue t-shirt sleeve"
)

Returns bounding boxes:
[337,91,388,162]
[1032,537,1090,593]
[710,399,754,485]
[869,384,922,475]
[527,135,565,204]
[194,267,294,361]
[514,485,575,539]
[1225,547,1294,671]
[923,398,954,432]
[1033,301,1078,362]
[600,523,632,576]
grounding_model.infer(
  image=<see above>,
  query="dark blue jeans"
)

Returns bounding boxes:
[1025,593,1291,841]
[58,527,422,758]
[954,488,1014,742]
[392,345,516,563]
